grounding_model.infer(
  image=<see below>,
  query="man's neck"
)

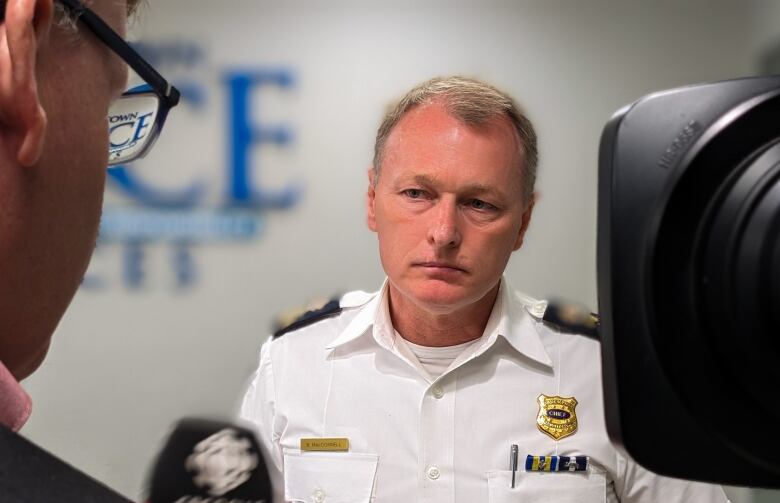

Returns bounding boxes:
[387,283,500,347]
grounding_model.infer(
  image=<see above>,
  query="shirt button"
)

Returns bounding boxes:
[313,488,325,503]
[431,386,444,399]
[427,465,441,480]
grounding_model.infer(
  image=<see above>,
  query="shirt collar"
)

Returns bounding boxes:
[324,278,388,350]
[0,360,32,432]
[492,278,554,368]
[325,277,554,369]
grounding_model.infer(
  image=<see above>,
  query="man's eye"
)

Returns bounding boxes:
[469,199,497,211]
[403,189,425,199]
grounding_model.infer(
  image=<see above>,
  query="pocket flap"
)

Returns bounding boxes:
[284,451,379,503]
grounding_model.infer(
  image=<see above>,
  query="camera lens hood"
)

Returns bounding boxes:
[598,75,780,487]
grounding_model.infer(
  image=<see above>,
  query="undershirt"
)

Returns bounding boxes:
[396,332,479,379]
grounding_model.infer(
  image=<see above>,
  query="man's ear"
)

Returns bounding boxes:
[0,0,54,167]
[367,167,378,232]
[512,192,536,251]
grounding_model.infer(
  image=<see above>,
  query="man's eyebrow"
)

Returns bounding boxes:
[412,174,438,186]
[390,174,440,187]
[403,174,509,200]
[463,183,502,195]
[462,184,511,203]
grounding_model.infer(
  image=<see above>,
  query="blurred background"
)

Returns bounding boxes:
[19,0,780,501]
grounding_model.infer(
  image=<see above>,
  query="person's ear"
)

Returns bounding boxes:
[0,0,54,167]
[512,192,536,251]
[367,167,378,232]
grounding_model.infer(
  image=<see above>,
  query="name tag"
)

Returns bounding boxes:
[300,438,350,452]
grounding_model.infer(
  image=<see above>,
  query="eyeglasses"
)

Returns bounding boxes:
[58,0,180,166]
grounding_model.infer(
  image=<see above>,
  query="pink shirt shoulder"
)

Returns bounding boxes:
[0,361,32,431]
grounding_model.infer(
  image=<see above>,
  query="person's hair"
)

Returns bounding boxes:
[1,0,143,23]
[373,76,538,204]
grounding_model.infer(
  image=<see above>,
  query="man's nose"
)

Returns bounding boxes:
[427,198,462,250]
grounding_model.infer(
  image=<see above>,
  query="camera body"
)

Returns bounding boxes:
[598,76,780,487]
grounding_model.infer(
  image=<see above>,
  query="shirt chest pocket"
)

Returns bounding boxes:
[283,451,379,503]
[486,467,606,503]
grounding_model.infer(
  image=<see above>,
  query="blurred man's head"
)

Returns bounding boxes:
[367,77,537,319]
[0,0,142,379]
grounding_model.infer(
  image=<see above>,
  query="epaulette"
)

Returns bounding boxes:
[539,301,600,341]
[272,299,342,339]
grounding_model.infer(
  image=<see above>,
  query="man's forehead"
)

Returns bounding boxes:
[386,104,520,160]
[390,103,519,149]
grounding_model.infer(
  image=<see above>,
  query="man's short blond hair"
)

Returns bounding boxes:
[373,76,538,205]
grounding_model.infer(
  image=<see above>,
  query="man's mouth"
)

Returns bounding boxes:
[414,261,468,274]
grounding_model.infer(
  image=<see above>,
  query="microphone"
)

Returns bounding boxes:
[0,425,132,502]
[146,418,271,503]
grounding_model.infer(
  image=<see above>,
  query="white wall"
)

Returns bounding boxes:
[20,1,757,500]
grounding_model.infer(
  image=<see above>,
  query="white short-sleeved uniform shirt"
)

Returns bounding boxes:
[240,279,728,503]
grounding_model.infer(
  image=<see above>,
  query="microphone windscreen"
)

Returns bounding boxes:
[147,418,271,503]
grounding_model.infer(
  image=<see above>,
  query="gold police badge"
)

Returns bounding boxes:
[537,394,578,440]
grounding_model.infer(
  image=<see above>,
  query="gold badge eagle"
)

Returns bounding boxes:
[536,394,578,440]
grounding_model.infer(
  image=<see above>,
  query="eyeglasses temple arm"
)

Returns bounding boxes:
[57,0,180,108]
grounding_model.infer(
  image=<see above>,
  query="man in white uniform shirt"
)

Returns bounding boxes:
[240,76,728,502]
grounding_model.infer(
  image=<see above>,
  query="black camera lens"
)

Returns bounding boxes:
[703,138,780,394]
[599,76,780,487]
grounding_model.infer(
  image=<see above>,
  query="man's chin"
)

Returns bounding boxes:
[390,274,503,314]
[400,282,477,314]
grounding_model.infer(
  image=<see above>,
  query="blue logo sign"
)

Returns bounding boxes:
[84,41,302,291]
